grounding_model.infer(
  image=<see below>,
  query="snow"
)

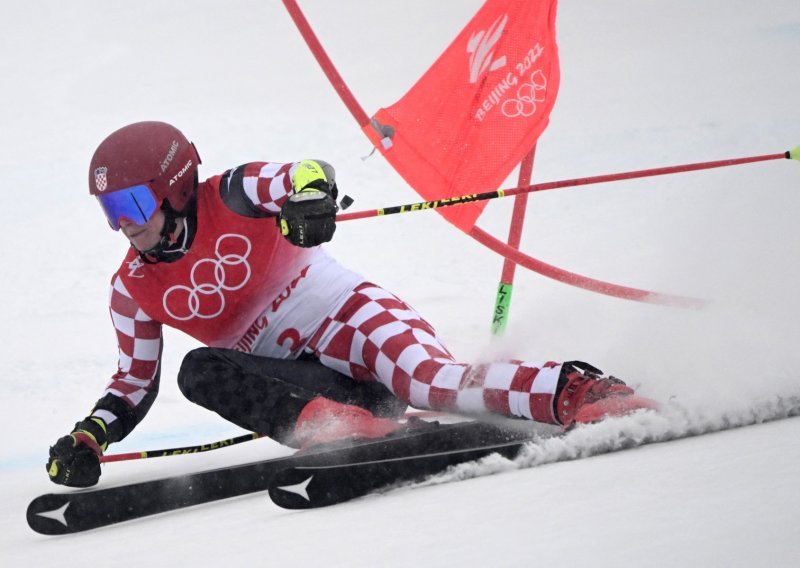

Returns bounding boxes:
[2,0,800,565]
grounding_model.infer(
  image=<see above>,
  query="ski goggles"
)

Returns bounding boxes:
[96,183,159,231]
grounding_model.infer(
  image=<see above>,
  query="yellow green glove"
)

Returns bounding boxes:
[278,160,338,247]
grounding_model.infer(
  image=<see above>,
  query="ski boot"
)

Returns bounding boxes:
[555,361,659,428]
[292,397,405,449]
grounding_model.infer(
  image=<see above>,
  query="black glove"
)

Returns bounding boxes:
[47,417,108,488]
[278,160,338,248]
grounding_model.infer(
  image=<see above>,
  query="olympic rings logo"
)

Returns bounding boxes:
[501,70,547,118]
[163,234,252,321]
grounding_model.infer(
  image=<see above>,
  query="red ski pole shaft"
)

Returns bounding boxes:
[338,149,797,222]
[100,432,264,463]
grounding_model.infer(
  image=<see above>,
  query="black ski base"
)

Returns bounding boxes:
[27,419,539,534]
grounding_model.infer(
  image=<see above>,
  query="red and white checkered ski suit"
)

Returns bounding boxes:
[96,161,565,443]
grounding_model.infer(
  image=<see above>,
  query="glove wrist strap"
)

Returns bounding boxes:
[72,416,109,453]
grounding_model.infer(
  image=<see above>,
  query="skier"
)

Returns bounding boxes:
[46,121,656,487]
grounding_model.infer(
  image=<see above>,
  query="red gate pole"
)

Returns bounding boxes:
[491,146,536,336]
[280,0,752,308]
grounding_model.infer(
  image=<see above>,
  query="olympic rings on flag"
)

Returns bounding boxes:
[502,70,548,118]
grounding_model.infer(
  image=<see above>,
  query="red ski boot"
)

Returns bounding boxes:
[292,397,404,449]
[555,362,659,428]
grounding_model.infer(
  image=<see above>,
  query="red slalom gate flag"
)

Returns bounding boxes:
[363,0,560,231]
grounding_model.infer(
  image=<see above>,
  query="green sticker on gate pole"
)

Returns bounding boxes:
[491,283,513,336]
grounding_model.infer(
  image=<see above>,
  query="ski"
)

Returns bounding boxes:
[269,397,800,510]
[268,438,531,509]
[27,419,540,535]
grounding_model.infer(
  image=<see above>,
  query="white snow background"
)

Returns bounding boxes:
[1,1,799,566]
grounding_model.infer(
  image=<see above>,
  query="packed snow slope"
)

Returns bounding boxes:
[1,1,799,566]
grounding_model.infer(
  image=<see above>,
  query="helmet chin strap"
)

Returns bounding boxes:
[138,200,192,263]
[137,173,198,263]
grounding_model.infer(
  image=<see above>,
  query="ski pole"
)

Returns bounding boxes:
[100,410,446,463]
[100,432,264,463]
[338,147,800,222]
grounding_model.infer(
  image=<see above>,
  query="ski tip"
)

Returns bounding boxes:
[787,145,800,162]
[26,494,74,535]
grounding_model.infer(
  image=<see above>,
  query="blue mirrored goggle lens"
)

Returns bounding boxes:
[96,184,159,230]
